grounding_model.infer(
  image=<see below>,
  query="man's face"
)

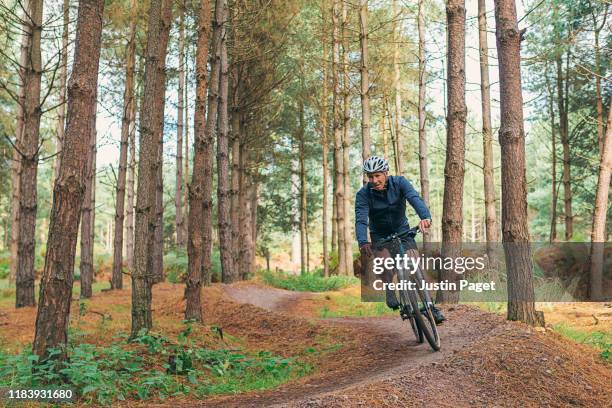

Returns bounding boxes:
[367,172,388,191]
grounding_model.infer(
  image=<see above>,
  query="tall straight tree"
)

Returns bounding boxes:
[175,0,186,247]
[319,7,330,277]
[556,54,572,240]
[217,0,234,282]
[111,0,138,290]
[126,88,137,273]
[132,0,172,337]
[9,0,32,285]
[341,0,352,276]
[33,0,105,358]
[417,0,431,250]
[589,104,612,300]
[331,0,347,275]
[80,109,96,298]
[494,0,540,325]
[477,0,498,262]
[152,0,174,284]
[391,0,404,173]
[54,0,70,184]
[15,0,43,308]
[185,0,212,322]
[359,0,371,164]
[437,0,466,304]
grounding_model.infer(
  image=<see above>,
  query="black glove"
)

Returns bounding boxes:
[360,243,373,258]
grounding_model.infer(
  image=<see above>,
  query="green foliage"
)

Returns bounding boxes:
[0,326,310,405]
[261,269,358,292]
[552,324,611,362]
[0,251,8,280]
[165,249,221,283]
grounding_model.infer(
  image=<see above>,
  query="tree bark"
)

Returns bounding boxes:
[131,0,171,337]
[175,1,186,247]
[80,108,96,299]
[185,0,212,322]
[437,0,465,304]
[545,69,558,243]
[299,97,307,274]
[359,0,371,165]
[331,0,346,276]
[341,0,352,276]
[556,56,572,241]
[10,0,31,285]
[151,0,173,284]
[112,0,138,290]
[320,20,330,277]
[494,0,541,326]
[477,0,498,262]
[126,87,137,273]
[589,104,612,301]
[33,0,105,359]
[54,0,69,185]
[417,0,431,252]
[15,0,44,308]
[217,0,234,283]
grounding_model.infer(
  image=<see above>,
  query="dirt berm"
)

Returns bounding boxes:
[173,284,610,408]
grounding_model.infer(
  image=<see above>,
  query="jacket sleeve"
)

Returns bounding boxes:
[398,176,432,220]
[355,189,370,246]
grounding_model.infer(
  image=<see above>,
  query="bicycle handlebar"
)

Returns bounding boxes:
[375,225,421,246]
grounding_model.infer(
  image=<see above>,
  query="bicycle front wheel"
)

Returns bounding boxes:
[408,274,440,351]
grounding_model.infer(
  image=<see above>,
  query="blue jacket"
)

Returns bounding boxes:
[355,175,431,246]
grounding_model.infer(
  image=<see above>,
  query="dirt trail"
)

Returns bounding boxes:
[193,284,502,407]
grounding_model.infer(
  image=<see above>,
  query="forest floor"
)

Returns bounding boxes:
[0,281,610,407]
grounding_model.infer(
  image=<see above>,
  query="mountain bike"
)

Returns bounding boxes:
[376,226,441,351]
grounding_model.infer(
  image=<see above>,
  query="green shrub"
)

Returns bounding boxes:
[261,269,358,292]
[0,327,310,405]
[165,249,221,283]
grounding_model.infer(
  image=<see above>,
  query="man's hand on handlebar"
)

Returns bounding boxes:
[418,218,432,232]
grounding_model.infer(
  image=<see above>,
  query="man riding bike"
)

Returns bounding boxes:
[355,156,446,325]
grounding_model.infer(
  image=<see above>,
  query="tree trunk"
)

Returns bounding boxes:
[545,69,558,243]
[494,0,541,326]
[436,0,465,304]
[54,0,70,185]
[80,109,96,299]
[320,22,330,277]
[230,111,241,259]
[477,0,498,263]
[10,11,30,285]
[151,0,173,284]
[216,0,233,283]
[185,0,212,322]
[299,98,307,274]
[341,0,352,276]
[32,0,105,359]
[392,0,404,173]
[359,0,371,165]
[126,89,137,273]
[15,0,43,308]
[417,0,431,252]
[131,0,171,337]
[556,56,572,241]
[183,47,190,242]
[112,0,138,290]
[589,105,612,301]
[175,2,186,248]
[331,0,346,276]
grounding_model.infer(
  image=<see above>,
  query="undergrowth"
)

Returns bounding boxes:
[0,323,311,405]
[261,269,358,292]
[552,323,611,362]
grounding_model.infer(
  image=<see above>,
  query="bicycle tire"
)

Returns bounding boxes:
[403,289,424,343]
[409,278,441,351]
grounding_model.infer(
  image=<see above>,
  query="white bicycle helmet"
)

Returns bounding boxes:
[362,156,389,173]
